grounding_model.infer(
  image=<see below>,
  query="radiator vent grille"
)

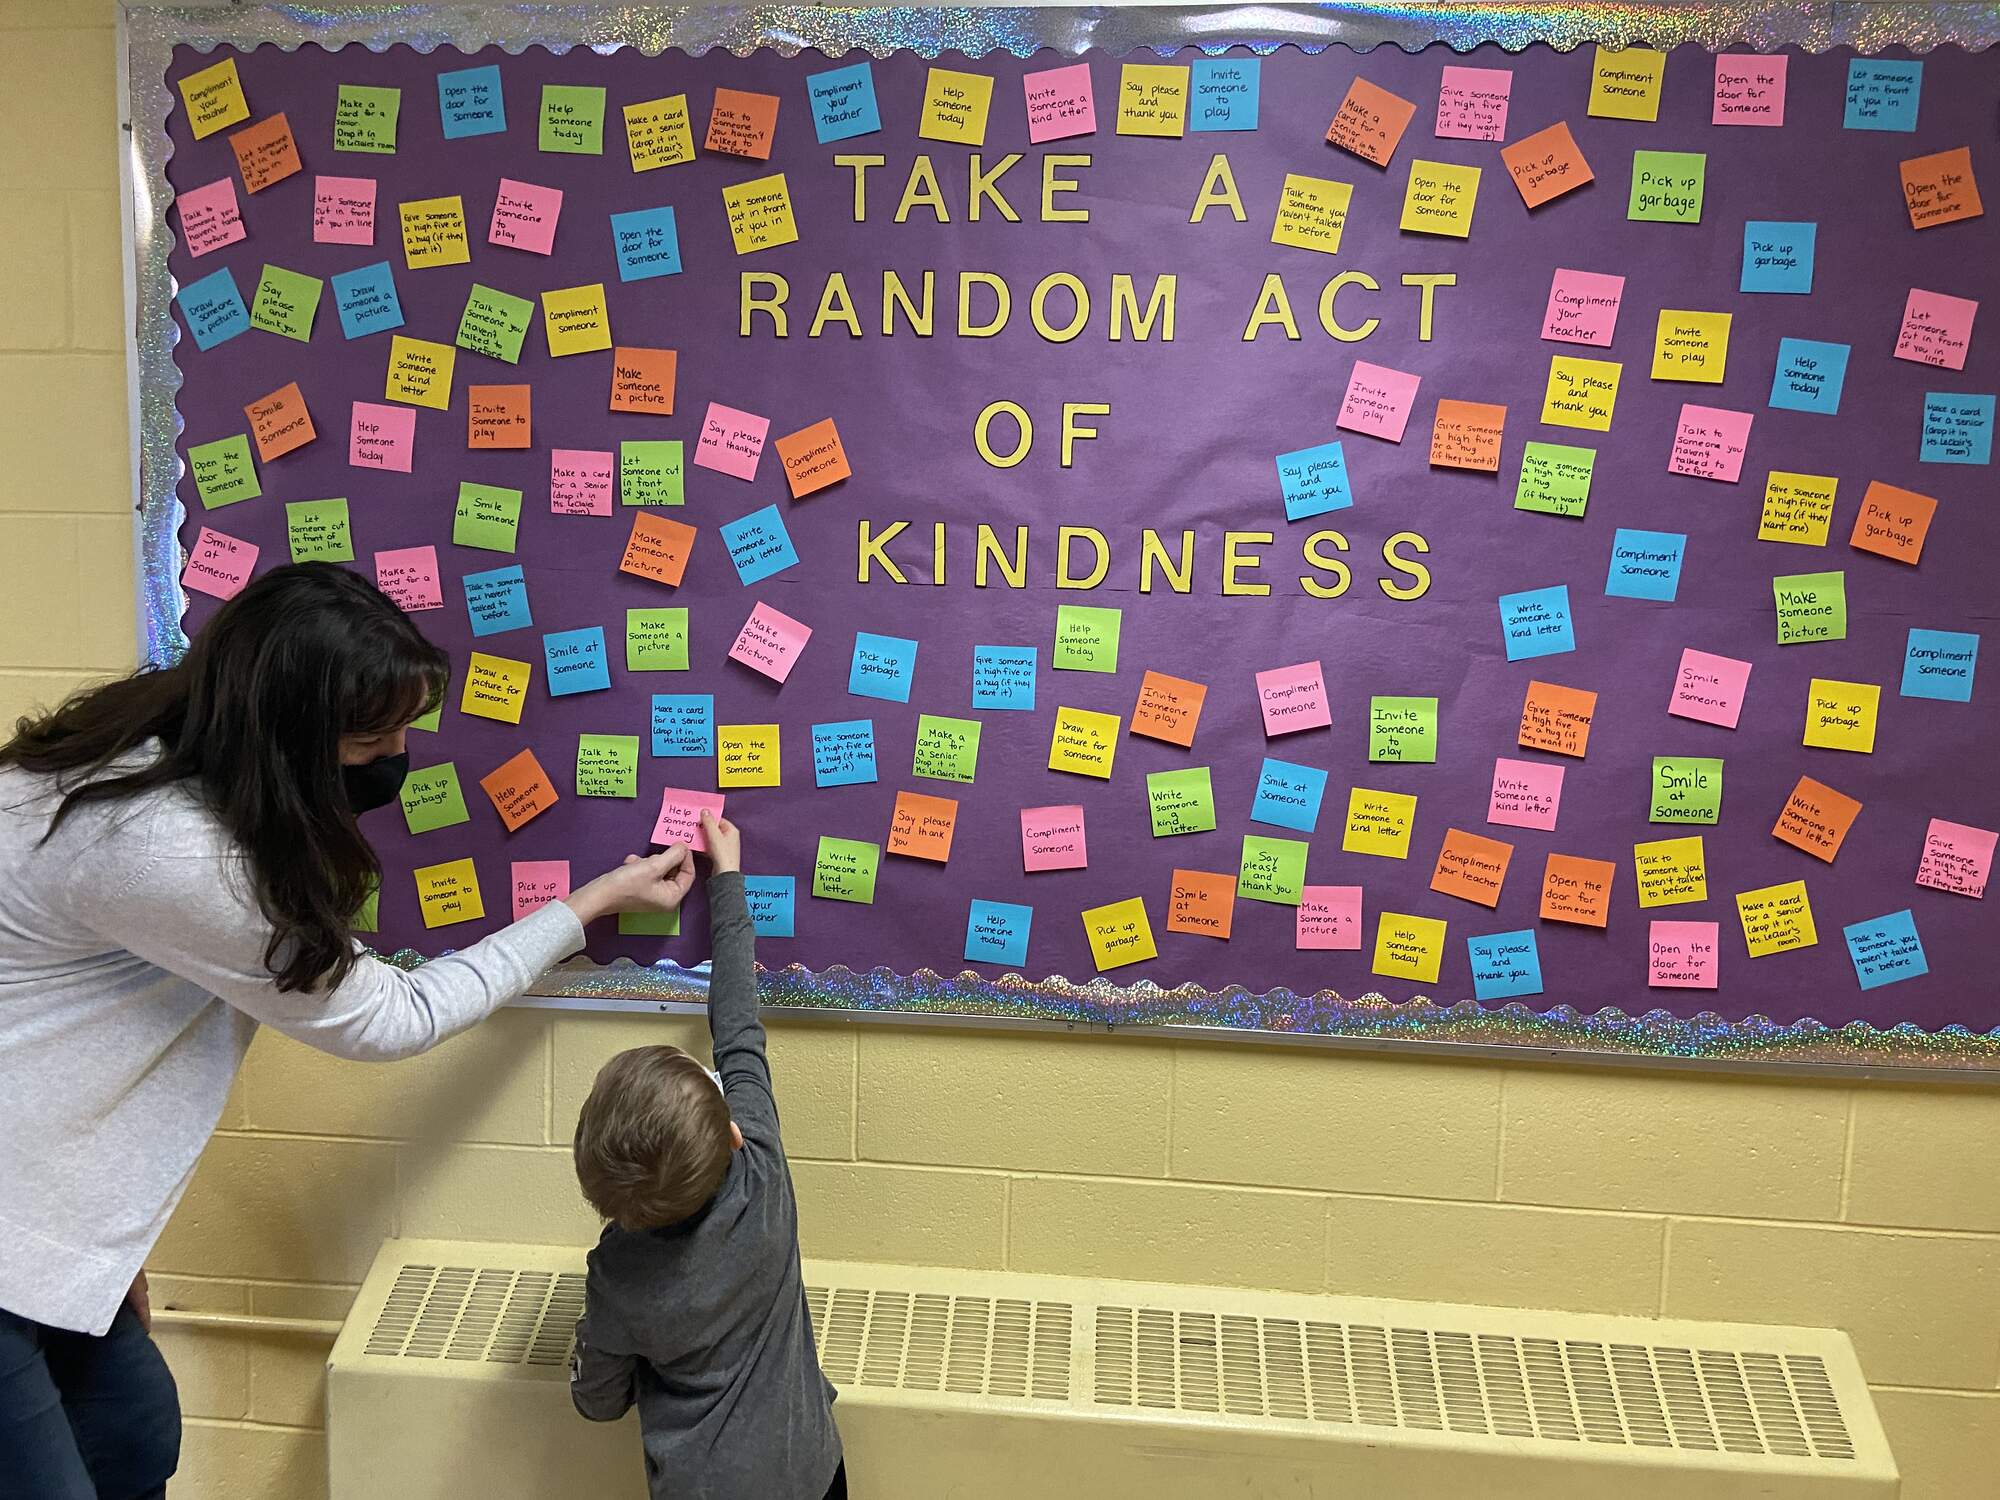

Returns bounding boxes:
[806,1285,1071,1401]
[363,1264,585,1367]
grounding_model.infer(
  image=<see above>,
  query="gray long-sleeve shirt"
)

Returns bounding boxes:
[571,871,841,1500]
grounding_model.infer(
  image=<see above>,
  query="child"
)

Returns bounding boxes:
[570,811,844,1500]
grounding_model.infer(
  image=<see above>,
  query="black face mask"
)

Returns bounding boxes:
[342,752,410,815]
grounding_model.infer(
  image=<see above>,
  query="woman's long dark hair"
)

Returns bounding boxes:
[0,563,447,992]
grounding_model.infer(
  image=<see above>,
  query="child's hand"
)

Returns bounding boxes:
[700,811,742,874]
[564,846,696,924]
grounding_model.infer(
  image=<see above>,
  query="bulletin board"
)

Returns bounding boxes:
[124,4,2000,1074]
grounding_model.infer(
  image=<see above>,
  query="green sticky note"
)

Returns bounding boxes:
[1774,570,1847,645]
[620,440,684,506]
[399,762,469,834]
[1628,149,1706,224]
[453,481,523,553]
[1650,756,1724,824]
[285,497,352,562]
[409,671,445,733]
[618,907,681,936]
[188,434,261,508]
[1052,604,1122,673]
[1239,834,1308,905]
[249,263,323,341]
[813,836,881,903]
[333,83,401,153]
[577,734,640,798]
[912,714,981,782]
[352,879,379,933]
[1369,696,1438,762]
[457,284,535,365]
[626,607,689,671]
[540,84,607,154]
[1147,766,1216,836]
[1514,442,1596,518]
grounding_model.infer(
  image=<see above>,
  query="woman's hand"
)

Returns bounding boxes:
[563,846,696,926]
[699,812,741,874]
[127,1269,152,1333]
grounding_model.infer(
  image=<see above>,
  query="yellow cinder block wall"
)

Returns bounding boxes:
[5,4,1998,1497]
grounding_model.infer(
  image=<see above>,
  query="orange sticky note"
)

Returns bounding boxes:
[774,418,851,498]
[887,789,958,862]
[609,346,676,416]
[467,384,531,450]
[705,88,780,160]
[619,511,696,587]
[229,113,302,194]
[243,381,314,462]
[1518,679,1596,758]
[1430,400,1506,472]
[1430,828,1514,908]
[1900,146,1983,230]
[1167,869,1236,939]
[1772,775,1862,862]
[1848,480,1936,564]
[1540,852,1615,927]
[1130,671,1207,747]
[1326,77,1416,166]
[479,748,559,831]
[1500,120,1593,209]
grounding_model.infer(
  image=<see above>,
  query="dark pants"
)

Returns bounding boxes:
[0,1303,180,1500]
[823,1461,847,1500]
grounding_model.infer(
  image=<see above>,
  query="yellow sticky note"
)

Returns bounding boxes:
[1116,63,1189,138]
[1634,835,1707,908]
[1048,706,1121,779]
[460,652,531,725]
[1270,174,1353,255]
[178,58,251,140]
[1400,159,1482,239]
[1589,45,1666,122]
[1651,309,1733,384]
[399,195,471,268]
[624,94,695,171]
[722,173,799,255]
[1082,896,1157,972]
[1736,878,1817,957]
[542,283,613,357]
[1342,787,1419,858]
[384,334,456,411]
[1372,911,1448,984]
[1542,356,1621,431]
[1759,472,1839,547]
[918,67,994,145]
[718,723,781,787]
[1802,678,1881,753]
[415,857,484,928]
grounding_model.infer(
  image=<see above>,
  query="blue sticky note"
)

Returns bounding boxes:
[811,719,878,788]
[329,260,404,340]
[1901,627,1979,702]
[1498,585,1575,661]
[609,206,682,283]
[1843,58,1922,133]
[1468,930,1543,1002]
[1844,909,1928,990]
[807,61,882,144]
[175,267,251,351]
[1189,57,1261,132]
[1768,338,1850,415]
[437,64,507,139]
[1250,757,1328,833]
[1921,393,1994,465]
[971,645,1037,711]
[849,632,917,702]
[1605,528,1687,602]
[462,565,532,637]
[743,875,796,938]
[1740,221,1816,294]
[1275,440,1352,522]
[650,694,714,757]
[719,504,799,585]
[543,627,610,697]
[964,899,1033,968]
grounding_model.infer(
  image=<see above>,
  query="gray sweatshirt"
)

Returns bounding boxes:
[571,871,841,1500]
[0,762,586,1335]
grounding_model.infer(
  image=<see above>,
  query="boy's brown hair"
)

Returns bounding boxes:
[573,1045,733,1230]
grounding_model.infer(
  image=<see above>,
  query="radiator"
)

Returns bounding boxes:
[326,1239,1897,1499]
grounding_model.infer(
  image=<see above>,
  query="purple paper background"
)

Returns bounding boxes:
[163,40,1997,1029]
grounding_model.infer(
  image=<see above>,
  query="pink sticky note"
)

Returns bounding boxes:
[1487,756,1564,831]
[1434,65,1512,141]
[349,400,415,473]
[1668,404,1754,483]
[1894,288,1977,371]
[1916,818,1996,899]
[1713,54,1787,126]
[312,175,377,246]
[694,402,770,480]
[1649,920,1721,989]
[1255,661,1332,737]
[489,178,564,255]
[1336,362,1422,443]
[181,527,258,600]
[1021,804,1087,871]
[1669,648,1752,729]
[1024,63,1096,143]
[177,178,245,258]
[1297,885,1364,950]
[551,448,614,516]
[512,859,571,920]
[728,600,812,683]
[1541,268,1625,347]
[374,545,443,612]
[652,787,725,850]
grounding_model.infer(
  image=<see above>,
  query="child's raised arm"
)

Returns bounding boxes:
[698,813,779,1136]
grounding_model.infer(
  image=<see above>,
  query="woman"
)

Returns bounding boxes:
[0,564,695,1498]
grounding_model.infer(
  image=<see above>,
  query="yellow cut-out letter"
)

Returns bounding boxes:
[1058,526,1110,589]
[740,273,788,337]
[975,401,1032,468]
[1401,273,1457,342]
[857,520,910,583]
[1191,154,1246,223]
[1317,271,1380,342]
[1380,530,1432,598]
[1241,275,1300,341]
